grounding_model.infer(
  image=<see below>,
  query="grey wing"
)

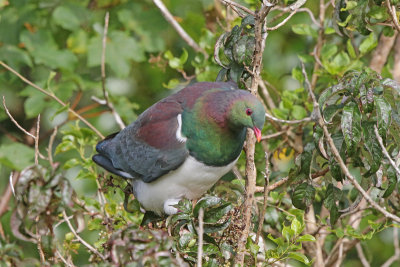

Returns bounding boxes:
[93,100,189,183]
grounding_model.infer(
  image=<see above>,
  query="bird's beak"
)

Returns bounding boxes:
[253,127,262,143]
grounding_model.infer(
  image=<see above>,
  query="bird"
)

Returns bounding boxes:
[92,81,265,215]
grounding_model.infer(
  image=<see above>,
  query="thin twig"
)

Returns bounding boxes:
[301,62,400,224]
[2,96,35,139]
[153,0,206,56]
[266,10,297,31]
[218,0,255,17]
[265,112,311,124]
[0,61,104,138]
[34,114,40,165]
[356,243,370,267]
[256,152,270,242]
[261,130,285,140]
[374,125,400,177]
[311,0,326,89]
[386,0,400,33]
[48,126,58,169]
[99,12,125,130]
[259,79,276,110]
[62,210,106,260]
[56,250,76,267]
[382,227,400,267]
[197,208,204,267]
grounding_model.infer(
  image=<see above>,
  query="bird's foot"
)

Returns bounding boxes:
[164,198,181,215]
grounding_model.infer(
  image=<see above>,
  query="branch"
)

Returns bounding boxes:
[197,208,204,267]
[235,4,273,264]
[99,12,125,130]
[301,62,400,224]
[218,0,255,17]
[0,61,104,138]
[2,96,43,164]
[386,0,400,33]
[265,112,311,124]
[153,0,206,56]
[369,32,398,73]
[382,227,400,267]
[256,152,270,242]
[374,125,400,177]
[62,210,106,261]
[393,35,400,82]
[356,243,370,267]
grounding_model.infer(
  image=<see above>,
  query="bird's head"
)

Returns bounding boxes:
[227,92,265,142]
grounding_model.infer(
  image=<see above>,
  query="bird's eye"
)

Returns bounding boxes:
[246,108,253,116]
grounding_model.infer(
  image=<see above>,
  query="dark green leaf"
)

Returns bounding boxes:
[193,196,222,217]
[374,96,392,143]
[288,252,311,265]
[362,121,383,176]
[383,166,398,198]
[203,203,232,223]
[292,183,316,210]
[341,102,362,155]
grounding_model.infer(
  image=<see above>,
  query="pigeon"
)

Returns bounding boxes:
[93,82,265,215]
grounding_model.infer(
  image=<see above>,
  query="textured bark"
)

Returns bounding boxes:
[393,35,400,82]
[369,32,397,73]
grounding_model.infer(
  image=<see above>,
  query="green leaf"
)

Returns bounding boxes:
[341,102,362,155]
[341,1,357,11]
[204,203,232,223]
[88,31,145,77]
[288,252,311,265]
[362,121,383,176]
[374,96,392,143]
[291,218,302,235]
[203,218,231,233]
[193,196,222,217]
[383,166,398,198]
[324,184,342,224]
[292,105,307,120]
[321,43,338,62]
[0,143,35,171]
[292,183,316,210]
[347,39,357,59]
[297,234,316,242]
[359,33,377,55]
[292,24,317,37]
[52,6,81,31]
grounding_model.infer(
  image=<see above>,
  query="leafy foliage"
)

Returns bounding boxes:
[1,0,400,266]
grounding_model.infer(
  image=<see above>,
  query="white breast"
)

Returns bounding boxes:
[133,155,238,215]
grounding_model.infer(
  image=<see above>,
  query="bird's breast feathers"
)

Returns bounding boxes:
[132,155,239,215]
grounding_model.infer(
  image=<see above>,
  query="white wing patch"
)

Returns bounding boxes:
[176,114,187,143]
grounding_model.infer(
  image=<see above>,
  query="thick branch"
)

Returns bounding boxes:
[369,32,397,73]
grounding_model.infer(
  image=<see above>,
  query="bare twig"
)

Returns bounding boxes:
[256,152,270,242]
[62,210,106,260]
[0,61,104,138]
[48,126,58,169]
[153,0,206,56]
[0,172,20,218]
[218,0,255,17]
[356,243,370,267]
[3,96,44,163]
[34,114,40,165]
[265,112,311,124]
[56,250,76,267]
[261,130,285,140]
[214,33,228,69]
[311,0,326,89]
[301,62,400,223]
[235,5,274,264]
[259,79,276,110]
[2,96,35,139]
[197,208,204,267]
[99,12,125,130]
[266,10,297,31]
[374,125,400,177]
[386,0,400,33]
[382,227,400,267]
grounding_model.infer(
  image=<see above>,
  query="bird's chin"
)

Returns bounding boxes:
[253,127,262,142]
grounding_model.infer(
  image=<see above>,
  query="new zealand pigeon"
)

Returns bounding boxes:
[93,82,265,215]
